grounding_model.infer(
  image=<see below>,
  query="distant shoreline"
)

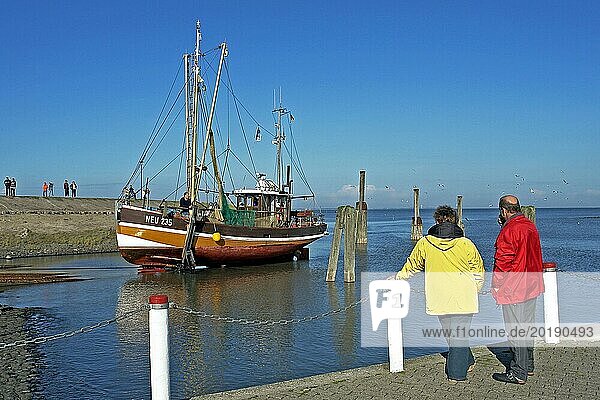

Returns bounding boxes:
[1,196,598,260]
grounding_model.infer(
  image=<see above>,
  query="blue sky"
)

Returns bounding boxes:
[1,1,599,208]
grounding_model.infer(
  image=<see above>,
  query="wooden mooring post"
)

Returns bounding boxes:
[326,206,345,282]
[410,187,422,241]
[356,170,368,245]
[326,205,357,283]
[456,195,464,232]
[343,206,357,282]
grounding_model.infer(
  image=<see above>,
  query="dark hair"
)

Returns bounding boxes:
[499,196,521,213]
[433,205,457,223]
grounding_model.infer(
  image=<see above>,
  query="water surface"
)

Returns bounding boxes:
[1,208,599,399]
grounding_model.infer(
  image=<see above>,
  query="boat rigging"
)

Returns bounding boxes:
[115,21,326,269]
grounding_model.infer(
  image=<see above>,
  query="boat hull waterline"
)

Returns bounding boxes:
[116,205,326,266]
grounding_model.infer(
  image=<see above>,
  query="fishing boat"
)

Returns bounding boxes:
[115,21,326,269]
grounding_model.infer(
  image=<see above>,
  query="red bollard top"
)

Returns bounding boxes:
[542,262,557,272]
[149,294,169,304]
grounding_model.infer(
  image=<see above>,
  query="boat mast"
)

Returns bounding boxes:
[273,90,289,191]
[197,42,228,209]
[184,20,203,203]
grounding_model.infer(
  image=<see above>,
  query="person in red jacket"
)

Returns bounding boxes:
[492,195,544,384]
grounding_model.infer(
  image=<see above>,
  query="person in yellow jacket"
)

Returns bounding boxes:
[396,205,484,383]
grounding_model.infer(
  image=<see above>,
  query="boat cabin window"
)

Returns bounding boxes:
[235,193,289,215]
[236,194,261,211]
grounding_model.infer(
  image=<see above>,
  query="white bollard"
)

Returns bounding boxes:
[387,319,404,372]
[149,294,171,400]
[542,263,560,344]
[369,280,410,373]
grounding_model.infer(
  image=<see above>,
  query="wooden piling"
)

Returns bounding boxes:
[343,207,357,283]
[522,205,536,224]
[326,206,345,282]
[326,205,357,283]
[410,187,423,241]
[456,195,465,232]
[356,170,368,245]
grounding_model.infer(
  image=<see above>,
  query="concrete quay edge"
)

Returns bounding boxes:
[192,341,600,400]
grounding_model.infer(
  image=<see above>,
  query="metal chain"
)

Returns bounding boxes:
[0,306,147,351]
[0,282,506,350]
[171,297,368,326]
[172,286,493,327]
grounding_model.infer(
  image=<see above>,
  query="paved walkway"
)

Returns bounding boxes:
[193,342,600,399]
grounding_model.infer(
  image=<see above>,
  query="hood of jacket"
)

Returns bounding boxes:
[427,222,464,239]
[425,222,464,251]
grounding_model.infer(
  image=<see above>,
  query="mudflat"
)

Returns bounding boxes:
[0,305,38,398]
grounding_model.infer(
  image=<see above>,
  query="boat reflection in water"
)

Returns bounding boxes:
[114,260,363,396]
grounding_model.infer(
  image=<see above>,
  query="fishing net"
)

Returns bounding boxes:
[220,192,255,226]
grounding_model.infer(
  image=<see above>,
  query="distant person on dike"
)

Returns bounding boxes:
[42,181,48,197]
[48,181,54,196]
[70,180,77,197]
[10,177,16,196]
[4,177,10,196]
[491,195,544,385]
[64,179,69,197]
[179,192,191,213]
[395,205,484,383]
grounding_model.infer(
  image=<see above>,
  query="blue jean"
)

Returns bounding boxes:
[438,314,475,380]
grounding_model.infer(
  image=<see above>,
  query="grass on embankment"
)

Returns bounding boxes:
[0,196,118,258]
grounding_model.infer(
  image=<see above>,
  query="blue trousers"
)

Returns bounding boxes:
[438,314,475,380]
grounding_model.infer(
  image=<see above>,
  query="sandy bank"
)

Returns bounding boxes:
[0,196,118,259]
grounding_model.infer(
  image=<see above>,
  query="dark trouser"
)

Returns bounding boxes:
[502,297,536,381]
[438,314,475,380]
